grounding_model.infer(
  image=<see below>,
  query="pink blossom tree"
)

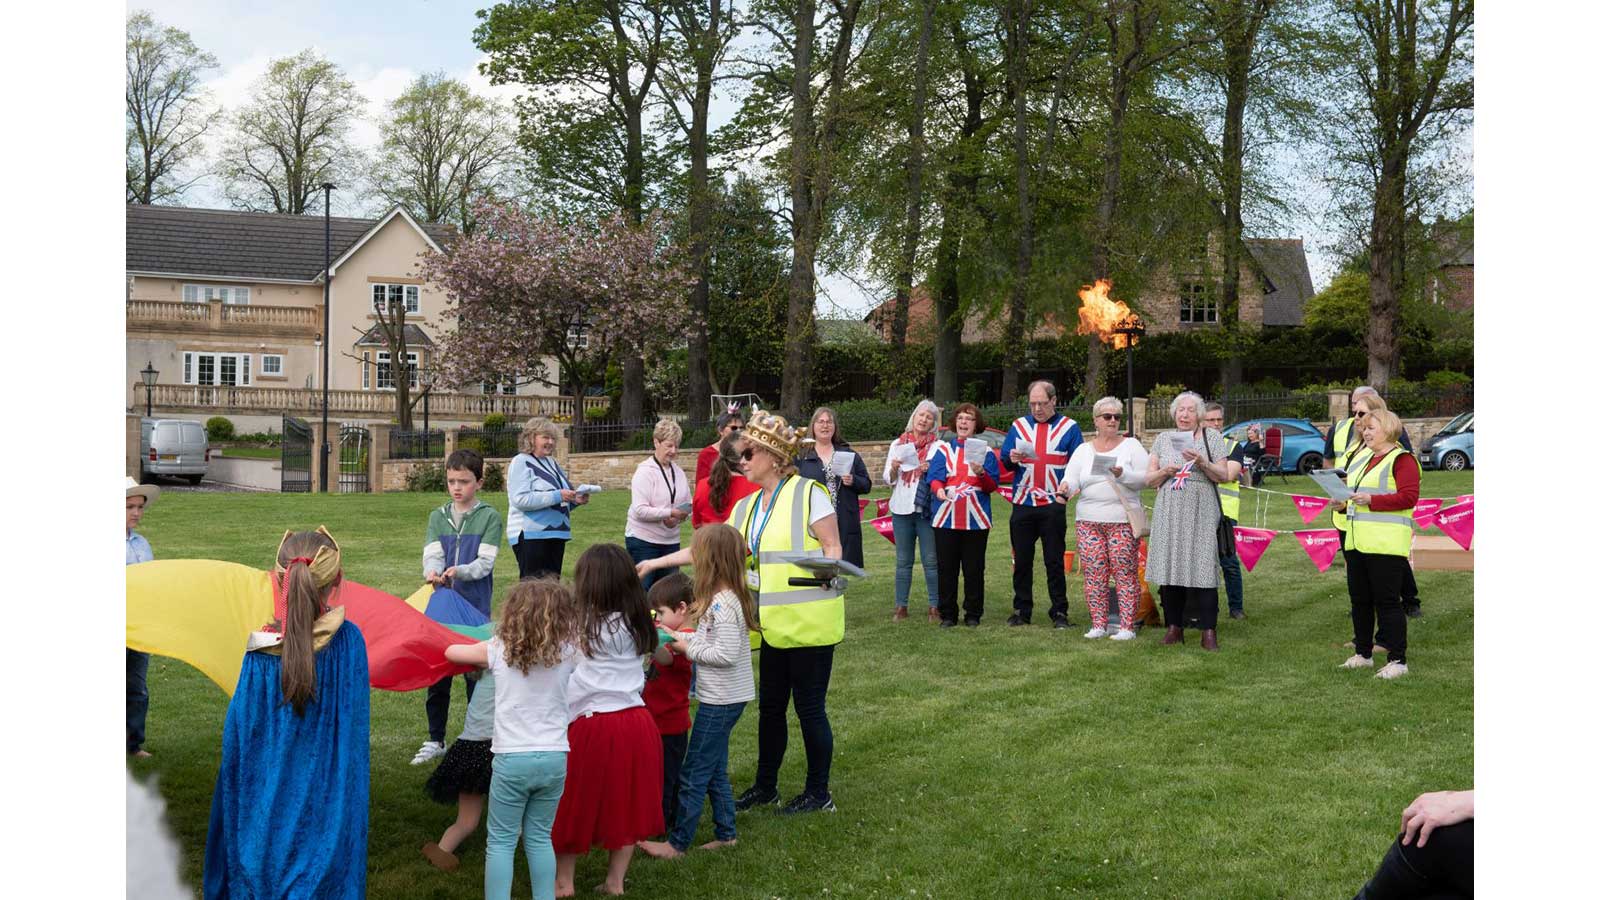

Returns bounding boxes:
[420,200,694,446]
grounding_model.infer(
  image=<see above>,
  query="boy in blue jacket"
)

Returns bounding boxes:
[412,449,503,765]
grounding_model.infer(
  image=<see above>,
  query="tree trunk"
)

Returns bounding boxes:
[684,47,714,423]
[999,0,1034,405]
[1086,69,1130,401]
[1218,18,1248,395]
[1366,153,1405,391]
[780,0,820,421]
[887,0,938,392]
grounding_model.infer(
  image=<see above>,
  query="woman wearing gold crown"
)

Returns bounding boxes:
[638,408,846,815]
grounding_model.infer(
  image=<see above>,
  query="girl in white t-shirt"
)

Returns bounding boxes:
[444,579,578,900]
[551,544,664,897]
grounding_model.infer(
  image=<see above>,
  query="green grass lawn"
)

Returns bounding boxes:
[132,471,1473,899]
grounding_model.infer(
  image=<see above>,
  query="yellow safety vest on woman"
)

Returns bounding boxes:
[1217,436,1240,520]
[731,476,845,650]
[1344,448,1416,557]
[1331,419,1368,534]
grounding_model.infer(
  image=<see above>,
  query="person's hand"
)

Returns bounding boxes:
[1401,790,1473,848]
[1161,464,1180,478]
[441,566,457,582]
[1349,492,1373,506]
[1181,448,1201,462]
[664,509,686,526]
[1055,487,1075,503]
[1332,500,1348,513]
[916,462,929,475]
[888,459,901,477]
[636,558,658,578]
[559,488,579,503]
[424,570,441,585]
[572,491,591,505]
[840,472,854,486]
[935,488,949,501]
[1008,448,1022,464]
[1109,465,1123,478]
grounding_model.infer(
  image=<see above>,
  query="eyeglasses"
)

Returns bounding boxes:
[740,448,756,461]
[728,425,742,431]
[1354,411,1368,418]
[1098,413,1121,421]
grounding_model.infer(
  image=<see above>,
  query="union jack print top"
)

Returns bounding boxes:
[998,414,1084,507]
[927,440,1001,530]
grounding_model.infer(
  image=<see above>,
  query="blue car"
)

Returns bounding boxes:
[1419,411,1474,471]
[1221,418,1328,475]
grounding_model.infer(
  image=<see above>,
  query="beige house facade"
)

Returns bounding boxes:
[126,205,578,431]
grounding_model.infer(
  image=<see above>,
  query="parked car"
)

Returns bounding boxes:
[1220,418,1327,475]
[140,418,210,484]
[1419,411,1474,471]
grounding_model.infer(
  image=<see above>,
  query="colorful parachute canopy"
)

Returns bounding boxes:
[127,560,480,696]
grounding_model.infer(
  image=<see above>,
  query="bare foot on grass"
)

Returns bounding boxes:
[594,881,626,895]
[698,839,738,851]
[636,840,683,859]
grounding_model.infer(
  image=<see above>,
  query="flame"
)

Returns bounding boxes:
[1075,279,1142,349]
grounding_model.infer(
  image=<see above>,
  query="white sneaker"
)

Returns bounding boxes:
[410,740,445,765]
[1083,627,1108,639]
[1110,629,1137,641]
[1374,662,1409,680]
[1339,654,1374,669]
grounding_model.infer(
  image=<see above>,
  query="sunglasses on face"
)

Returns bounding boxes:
[1098,413,1121,421]
[741,448,756,461]
[728,424,742,431]
[1355,411,1368,418]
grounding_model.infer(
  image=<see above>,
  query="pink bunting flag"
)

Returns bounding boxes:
[998,486,1015,504]
[876,497,890,517]
[858,498,870,513]
[870,515,896,545]
[1412,497,1444,530]
[1291,494,1332,524]
[1433,501,1474,551]
[1232,527,1278,572]
[1293,529,1343,573]
[1456,494,1474,505]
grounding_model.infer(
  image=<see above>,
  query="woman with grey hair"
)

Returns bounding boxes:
[627,418,691,590]
[1059,397,1150,640]
[883,399,942,621]
[1144,391,1239,650]
[507,416,588,578]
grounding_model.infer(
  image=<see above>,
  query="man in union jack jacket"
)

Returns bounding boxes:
[999,380,1084,628]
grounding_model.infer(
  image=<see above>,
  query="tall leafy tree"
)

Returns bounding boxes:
[126,10,218,204]
[367,73,519,233]
[703,177,790,395]
[217,50,365,214]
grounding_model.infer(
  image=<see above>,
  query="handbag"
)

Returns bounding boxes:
[1104,450,1149,538]
[1201,429,1238,558]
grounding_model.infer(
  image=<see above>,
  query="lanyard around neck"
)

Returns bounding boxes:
[655,458,677,504]
[745,477,791,567]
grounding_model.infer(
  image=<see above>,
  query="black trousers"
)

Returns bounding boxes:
[1346,549,1409,664]
[513,537,567,580]
[1160,585,1219,630]
[1010,503,1068,621]
[1402,564,1420,608]
[659,730,688,834]
[425,673,477,744]
[1353,820,1473,900]
[935,527,989,623]
[753,643,835,797]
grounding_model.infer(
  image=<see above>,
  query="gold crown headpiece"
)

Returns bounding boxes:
[741,406,810,465]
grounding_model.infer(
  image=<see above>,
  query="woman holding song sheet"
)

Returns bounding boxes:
[926,404,1001,627]
[882,400,942,621]
[1058,397,1150,641]
[796,407,872,568]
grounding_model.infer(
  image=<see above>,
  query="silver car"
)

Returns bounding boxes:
[140,418,210,484]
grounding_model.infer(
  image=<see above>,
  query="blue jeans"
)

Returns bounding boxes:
[668,701,746,851]
[127,648,149,753]
[1219,526,1244,612]
[892,513,939,608]
[626,536,681,593]
[485,751,567,900]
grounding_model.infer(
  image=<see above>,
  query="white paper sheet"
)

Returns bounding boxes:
[1091,454,1117,476]
[575,484,603,494]
[963,439,990,464]
[1308,469,1355,501]
[1166,431,1194,455]
[830,450,857,476]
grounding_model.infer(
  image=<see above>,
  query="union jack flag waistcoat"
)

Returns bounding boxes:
[928,440,999,530]
[1002,414,1082,507]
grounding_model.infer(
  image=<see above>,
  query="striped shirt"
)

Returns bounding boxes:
[683,589,755,705]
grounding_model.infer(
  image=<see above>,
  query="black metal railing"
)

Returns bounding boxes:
[569,419,658,454]
[455,426,520,459]
[389,429,446,460]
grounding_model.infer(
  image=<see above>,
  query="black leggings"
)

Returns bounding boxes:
[513,537,567,580]
[753,643,835,797]
[1346,549,1409,664]
[1353,820,1473,899]
[935,527,989,623]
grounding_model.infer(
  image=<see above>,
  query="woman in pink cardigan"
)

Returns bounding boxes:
[627,419,691,591]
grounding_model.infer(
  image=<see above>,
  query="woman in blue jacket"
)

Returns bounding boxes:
[507,417,589,579]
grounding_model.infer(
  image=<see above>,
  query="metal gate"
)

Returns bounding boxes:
[338,425,370,493]
[281,416,312,493]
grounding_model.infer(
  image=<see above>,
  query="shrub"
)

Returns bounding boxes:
[482,412,507,430]
[205,416,235,442]
[404,461,447,493]
[1422,369,1471,388]
[483,462,505,492]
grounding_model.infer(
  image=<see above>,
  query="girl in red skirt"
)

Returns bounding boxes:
[553,544,664,896]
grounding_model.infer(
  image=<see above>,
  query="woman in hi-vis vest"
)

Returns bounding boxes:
[1331,409,1420,680]
[637,408,845,815]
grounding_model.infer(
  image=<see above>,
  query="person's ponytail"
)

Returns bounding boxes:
[710,432,738,510]
[274,529,340,716]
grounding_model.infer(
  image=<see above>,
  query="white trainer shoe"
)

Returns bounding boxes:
[1110,629,1137,641]
[1339,654,1374,669]
[1374,662,1409,680]
[410,740,445,765]
[1083,627,1108,639]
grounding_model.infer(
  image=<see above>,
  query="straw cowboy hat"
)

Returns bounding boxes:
[126,476,160,505]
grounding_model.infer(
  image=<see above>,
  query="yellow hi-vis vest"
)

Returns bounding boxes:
[1217,437,1240,520]
[730,476,844,650]
[1332,443,1374,533]
[1344,448,1416,557]
[1331,417,1362,469]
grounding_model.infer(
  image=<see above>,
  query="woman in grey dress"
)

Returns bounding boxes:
[1144,391,1240,651]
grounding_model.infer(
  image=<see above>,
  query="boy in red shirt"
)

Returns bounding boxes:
[644,574,694,835]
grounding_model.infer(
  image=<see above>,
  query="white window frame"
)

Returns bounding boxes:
[260,354,284,376]
[362,352,371,390]
[375,350,419,390]
[483,376,519,395]
[566,323,590,350]
[183,284,250,305]
[180,351,254,386]
[371,283,421,316]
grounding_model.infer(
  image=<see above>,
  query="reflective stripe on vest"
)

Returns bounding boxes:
[1332,418,1361,469]
[1344,449,1415,557]
[1217,437,1240,520]
[1331,445,1374,533]
[731,477,844,650]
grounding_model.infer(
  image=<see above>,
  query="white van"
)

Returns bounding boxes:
[140,419,210,484]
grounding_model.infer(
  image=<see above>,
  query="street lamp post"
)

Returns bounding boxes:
[1111,317,1146,438]
[421,362,435,456]
[140,360,159,418]
[319,182,336,492]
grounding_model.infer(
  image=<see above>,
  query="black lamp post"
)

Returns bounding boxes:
[140,360,159,418]
[1111,317,1146,438]
[421,361,435,455]
[319,182,336,492]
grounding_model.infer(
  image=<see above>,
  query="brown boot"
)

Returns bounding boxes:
[928,606,940,623]
[893,606,908,621]
[1161,625,1184,645]
[1200,629,1219,651]
[421,842,459,872]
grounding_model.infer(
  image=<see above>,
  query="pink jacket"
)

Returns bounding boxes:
[626,456,690,545]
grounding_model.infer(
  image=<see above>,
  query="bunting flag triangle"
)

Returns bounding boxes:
[998,485,1015,504]
[858,498,870,513]
[1232,527,1278,572]
[869,514,896,544]
[1290,494,1332,525]
[876,497,891,517]
[1434,501,1475,551]
[1412,497,1444,530]
[1293,529,1343,572]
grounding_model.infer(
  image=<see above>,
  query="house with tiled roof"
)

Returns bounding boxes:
[125,204,578,429]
